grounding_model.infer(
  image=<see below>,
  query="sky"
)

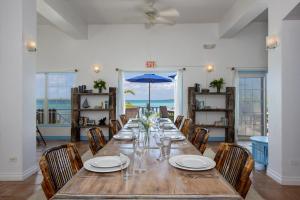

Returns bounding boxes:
[124,72,176,100]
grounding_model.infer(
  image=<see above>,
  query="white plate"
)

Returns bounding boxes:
[176,156,210,169]
[164,134,185,141]
[84,155,130,173]
[89,156,127,168]
[169,155,215,171]
[113,134,133,140]
[126,123,139,128]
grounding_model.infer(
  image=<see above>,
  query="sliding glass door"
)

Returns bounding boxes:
[237,72,266,138]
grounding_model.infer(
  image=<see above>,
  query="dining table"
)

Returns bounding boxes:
[52,119,242,200]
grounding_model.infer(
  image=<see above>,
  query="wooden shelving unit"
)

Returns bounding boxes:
[71,87,116,142]
[188,87,235,142]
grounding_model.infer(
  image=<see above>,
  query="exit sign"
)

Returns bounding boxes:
[145,61,156,68]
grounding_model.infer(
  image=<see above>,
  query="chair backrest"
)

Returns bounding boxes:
[159,106,169,118]
[174,115,184,129]
[191,127,209,154]
[39,143,83,199]
[180,118,193,139]
[214,143,254,198]
[110,119,122,135]
[120,114,129,126]
[87,128,106,155]
[125,107,139,118]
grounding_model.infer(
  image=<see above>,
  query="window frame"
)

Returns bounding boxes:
[36,72,76,127]
[236,70,267,137]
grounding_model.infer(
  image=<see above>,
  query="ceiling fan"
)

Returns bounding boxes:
[143,0,180,28]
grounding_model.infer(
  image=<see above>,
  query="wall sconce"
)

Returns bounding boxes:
[206,64,214,72]
[26,40,37,52]
[92,64,102,73]
[266,35,279,49]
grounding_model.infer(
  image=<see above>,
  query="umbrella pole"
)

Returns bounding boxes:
[148,82,151,111]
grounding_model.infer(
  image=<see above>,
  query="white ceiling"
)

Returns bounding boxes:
[39,0,237,25]
[285,3,300,20]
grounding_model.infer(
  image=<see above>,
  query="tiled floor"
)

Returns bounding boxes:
[0,141,299,200]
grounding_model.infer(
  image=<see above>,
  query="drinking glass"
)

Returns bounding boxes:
[132,128,139,142]
[161,137,172,158]
[119,153,130,181]
[154,134,164,161]
[133,140,147,173]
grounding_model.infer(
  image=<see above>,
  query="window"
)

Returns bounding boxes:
[237,71,266,137]
[36,72,76,126]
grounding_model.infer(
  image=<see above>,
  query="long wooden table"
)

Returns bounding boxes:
[53,126,242,199]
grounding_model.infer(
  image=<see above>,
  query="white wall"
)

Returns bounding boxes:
[0,0,37,180]
[282,20,300,183]
[267,0,300,185]
[37,22,267,139]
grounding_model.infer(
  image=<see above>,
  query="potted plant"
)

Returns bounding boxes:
[93,79,107,93]
[209,78,225,93]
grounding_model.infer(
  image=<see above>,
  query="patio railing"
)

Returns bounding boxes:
[137,106,174,121]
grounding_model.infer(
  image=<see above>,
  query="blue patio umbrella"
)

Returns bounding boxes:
[126,74,172,110]
[168,74,177,79]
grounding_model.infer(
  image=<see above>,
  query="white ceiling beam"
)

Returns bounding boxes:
[37,0,88,39]
[219,0,268,38]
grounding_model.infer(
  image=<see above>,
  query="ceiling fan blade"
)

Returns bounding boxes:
[155,16,175,25]
[158,8,179,17]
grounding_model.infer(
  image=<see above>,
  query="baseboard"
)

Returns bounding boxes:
[23,165,39,180]
[267,167,300,185]
[0,164,38,181]
[267,167,282,184]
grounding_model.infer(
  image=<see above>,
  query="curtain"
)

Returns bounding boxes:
[234,70,240,142]
[117,70,125,116]
[175,69,183,117]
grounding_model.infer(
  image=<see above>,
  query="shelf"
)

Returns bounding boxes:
[195,124,228,128]
[194,108,232,112]
[75,93,109,96]
[75,108,111,111]
[195,92,226,95]
[79,125,109,128]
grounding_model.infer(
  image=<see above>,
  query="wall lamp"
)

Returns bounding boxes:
[266,35,279,49]
[26,40,37,52]
[92,64,102,73]
[206,64,214,72]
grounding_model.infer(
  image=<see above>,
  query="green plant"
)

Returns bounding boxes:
[125,102,137,109]
[209,78,225,92]
[93,79,106,91]
[124,89,135,95]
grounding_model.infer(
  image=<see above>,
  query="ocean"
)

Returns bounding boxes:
[126,99,174,109]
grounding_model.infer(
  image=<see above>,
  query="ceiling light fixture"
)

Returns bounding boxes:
[203,44,216,50]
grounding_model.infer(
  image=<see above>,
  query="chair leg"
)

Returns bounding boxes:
[37,126,47,146]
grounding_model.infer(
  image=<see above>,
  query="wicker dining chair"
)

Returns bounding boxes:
[214,143,254,198]
[191,127,209,154]
[174,115,184,129]
[159,106,169,118]
[39,143,83,199]
[120,114,129,126]
[180,118,193,140]
[87,127,106,155]
[110,119,122,135]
